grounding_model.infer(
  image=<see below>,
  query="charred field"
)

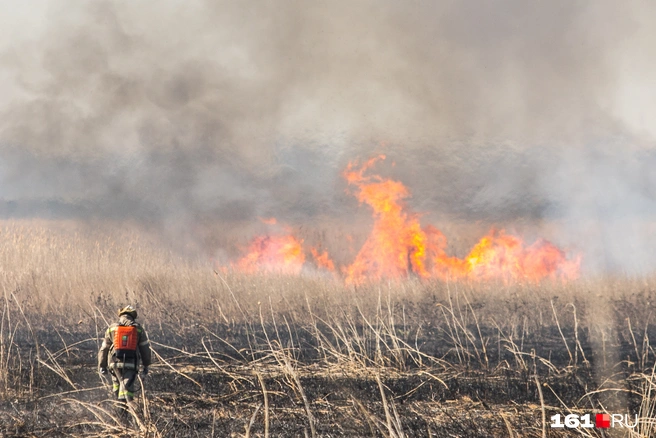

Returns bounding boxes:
[0,221,655,437]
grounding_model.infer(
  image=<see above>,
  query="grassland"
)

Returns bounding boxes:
[0,220,654,437]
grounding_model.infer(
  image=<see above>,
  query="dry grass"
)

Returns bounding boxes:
[0,219,654,436]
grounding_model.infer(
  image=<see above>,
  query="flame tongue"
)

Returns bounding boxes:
[344,155,431,284]
[463,231,526,281]
[522,238,581,281]
[234,234,305,274]
[311,248,336,272]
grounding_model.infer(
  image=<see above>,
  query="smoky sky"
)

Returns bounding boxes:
[1,1,656,273]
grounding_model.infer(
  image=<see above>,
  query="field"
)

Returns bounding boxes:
[0,221,654,437]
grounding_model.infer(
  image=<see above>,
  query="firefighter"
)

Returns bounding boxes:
[98,305,152,403]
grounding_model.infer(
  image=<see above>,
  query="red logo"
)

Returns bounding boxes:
[596,413,611,428]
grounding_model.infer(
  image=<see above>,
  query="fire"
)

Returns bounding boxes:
[311,248,336,272]
[343,155,431,283]
[228,156,581,283]
[433,230,580,282]
[234,234,305,275]
[342,156,580,284]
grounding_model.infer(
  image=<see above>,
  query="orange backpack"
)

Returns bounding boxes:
[113,325,138,359]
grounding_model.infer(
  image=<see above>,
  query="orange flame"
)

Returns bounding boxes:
[311,248,336,272]
[343,155,431,284]
[343,156,580,284]
[228,156,581,283]
[234,234,305,275]
[433,230,580,282]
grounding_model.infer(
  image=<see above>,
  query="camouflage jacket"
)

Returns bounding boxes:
[98,314,152,370]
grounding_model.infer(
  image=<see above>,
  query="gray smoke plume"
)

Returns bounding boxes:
[1,0,655,273]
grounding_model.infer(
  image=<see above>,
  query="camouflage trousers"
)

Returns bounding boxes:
[109,363,138,401]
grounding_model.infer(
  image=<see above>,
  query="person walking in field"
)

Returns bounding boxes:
[98,305,152,403]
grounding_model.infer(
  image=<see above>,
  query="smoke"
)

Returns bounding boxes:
[1,0,655,273]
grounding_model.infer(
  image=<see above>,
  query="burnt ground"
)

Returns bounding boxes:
[0,316,651,438]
